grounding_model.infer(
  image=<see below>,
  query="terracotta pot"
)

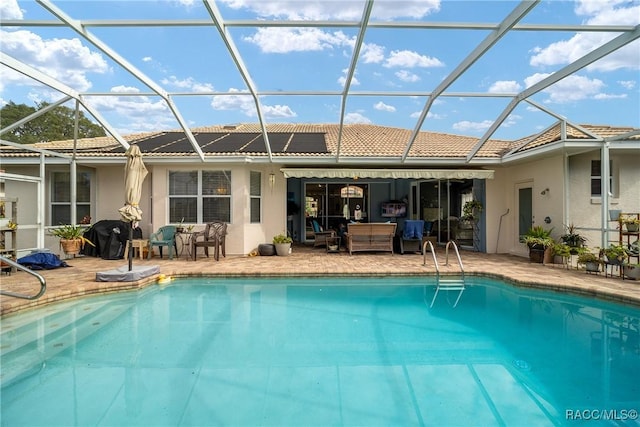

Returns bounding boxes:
[60,238,82,255]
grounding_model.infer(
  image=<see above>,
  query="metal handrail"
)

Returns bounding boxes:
[422,240,440,274]
[445,240,465,279]
[0,255,46,300]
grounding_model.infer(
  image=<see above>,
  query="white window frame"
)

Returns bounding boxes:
[168,170,232,223]
[50,170,93,226]
[590,160,616,198]
[249,171,261,224]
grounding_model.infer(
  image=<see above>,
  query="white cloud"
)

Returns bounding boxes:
[142,57,152,62]
[338,69,359,87]
[395,70,420,83]
[525,73,607,103]
[361,43,385,64]
[0,30,109,92]
[411,111,444,119]
[161,76,214,92]
[502,114,522,128]
[452,120,494,133]
[374,101,396,112]
[84,90,174,134]
[384,50,444,68]
[488,80,522,93]
[262,104,297,118]
[530,1,640,72]
[618,80,636,90]
[211,89,256,114]
[344,112,372,124]
[593,93,627,100]
[243,27,352,53]
[0,0,23,19]
[219,0,439,20]
[211,88,296,118]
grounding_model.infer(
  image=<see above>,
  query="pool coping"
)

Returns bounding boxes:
[2,250,639,316]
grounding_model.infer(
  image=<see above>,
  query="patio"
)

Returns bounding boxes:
[2,244,639,317]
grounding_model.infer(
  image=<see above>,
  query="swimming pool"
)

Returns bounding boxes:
[1,276,639,426]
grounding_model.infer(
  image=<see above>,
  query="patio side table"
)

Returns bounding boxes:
[326,236,341,253]
[125,239,149,260]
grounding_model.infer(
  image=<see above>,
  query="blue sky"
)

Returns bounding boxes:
[0,0,638,141]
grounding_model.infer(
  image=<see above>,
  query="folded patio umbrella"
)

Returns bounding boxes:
[118,145,148,270]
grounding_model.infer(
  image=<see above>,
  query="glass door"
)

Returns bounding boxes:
[304,182,368,243]
[414,178,477,245]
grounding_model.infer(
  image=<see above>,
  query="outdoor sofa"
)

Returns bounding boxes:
[345,222,397,255]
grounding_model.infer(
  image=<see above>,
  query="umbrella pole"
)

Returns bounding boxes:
[128,222,133,271]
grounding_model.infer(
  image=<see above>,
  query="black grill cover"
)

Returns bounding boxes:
[82,220,142,259]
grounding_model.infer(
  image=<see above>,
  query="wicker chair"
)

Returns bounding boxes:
[311,219,335,248]
[191,221,227,261]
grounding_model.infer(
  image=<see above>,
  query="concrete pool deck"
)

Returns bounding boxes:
[1,244,639,316]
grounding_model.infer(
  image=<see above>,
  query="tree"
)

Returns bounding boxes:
[0,101,106,144]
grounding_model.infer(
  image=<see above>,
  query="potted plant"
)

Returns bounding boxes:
[623,263,640,280]
[461,200,483,222]
[176,217,185,233]
[577,251,601,273]
[621,215,640,233]
[552,242,572,267]
[49,224,95,256]
[560,223,586,254]
[273,232,293,256]
[603,243,629,266]
[521,226,554,263]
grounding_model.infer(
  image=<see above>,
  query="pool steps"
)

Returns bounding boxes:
[0,294,136,387]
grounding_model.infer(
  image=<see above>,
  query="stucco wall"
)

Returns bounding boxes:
[569,150,640,248]
[148,164,284,256]
[488,154,565,256]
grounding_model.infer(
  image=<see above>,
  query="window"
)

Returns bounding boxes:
[50,171,92,225]
[169,170,231,223]
[250,171,261,223]
[591,160,614,197]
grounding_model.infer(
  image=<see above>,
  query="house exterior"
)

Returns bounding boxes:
[1,121,638,259]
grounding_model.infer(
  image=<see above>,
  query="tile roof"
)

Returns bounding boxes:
[1,122,637,162]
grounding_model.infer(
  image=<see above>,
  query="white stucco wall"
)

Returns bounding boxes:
[148,164,285,256]
[569,150,640,248]
[487,154,565,256]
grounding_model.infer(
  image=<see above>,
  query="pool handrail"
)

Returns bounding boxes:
[0,255,46,300]
[445,240,465,279]
[422,240,439,275]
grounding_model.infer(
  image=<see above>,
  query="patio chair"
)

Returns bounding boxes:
[191,221,227,261]
[311,219,335,248]
[147,225,177,259]
[400,219,425,254]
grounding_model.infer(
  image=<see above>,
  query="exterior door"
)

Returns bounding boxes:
[518,185,533,248]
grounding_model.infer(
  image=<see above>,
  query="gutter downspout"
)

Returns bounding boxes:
[496,208,510,253]
[601,142,610,249]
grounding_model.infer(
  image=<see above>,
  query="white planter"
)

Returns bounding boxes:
[274,243,291,256]
[623,265,640,280]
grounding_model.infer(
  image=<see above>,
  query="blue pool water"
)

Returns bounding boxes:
[1,276,639,426]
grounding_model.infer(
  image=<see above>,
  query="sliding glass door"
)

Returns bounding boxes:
[411,178,477,246]
[304,182,369,242]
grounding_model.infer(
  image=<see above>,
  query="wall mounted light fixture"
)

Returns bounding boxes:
[269,173,276,188]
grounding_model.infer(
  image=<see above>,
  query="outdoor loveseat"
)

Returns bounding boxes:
[345,222,397,255]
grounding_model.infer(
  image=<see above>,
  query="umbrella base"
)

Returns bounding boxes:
[96,264,160,282]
